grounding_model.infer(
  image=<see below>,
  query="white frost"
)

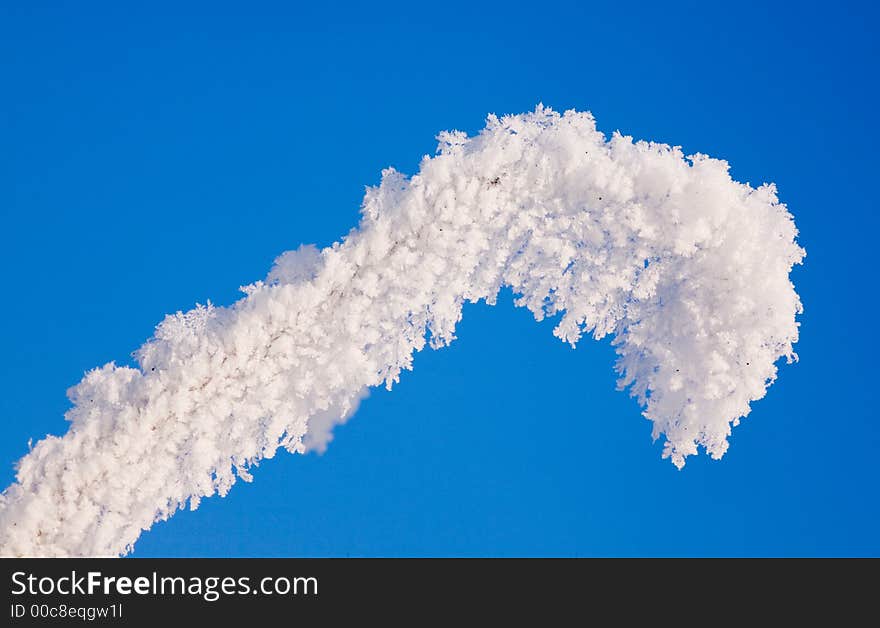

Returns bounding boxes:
[0,107,804,556]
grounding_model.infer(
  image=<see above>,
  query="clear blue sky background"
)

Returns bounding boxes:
[2,1,878,557]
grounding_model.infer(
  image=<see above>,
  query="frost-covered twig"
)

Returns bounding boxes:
[0,107,804,556]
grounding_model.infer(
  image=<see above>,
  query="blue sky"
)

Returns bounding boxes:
[1,1,878,556]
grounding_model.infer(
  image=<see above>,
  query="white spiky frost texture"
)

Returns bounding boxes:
[0,107,804,556]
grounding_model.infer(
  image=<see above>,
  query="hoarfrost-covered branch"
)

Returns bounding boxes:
[0,107,804,556]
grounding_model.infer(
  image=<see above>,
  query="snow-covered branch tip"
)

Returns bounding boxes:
[0,106,804,556]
